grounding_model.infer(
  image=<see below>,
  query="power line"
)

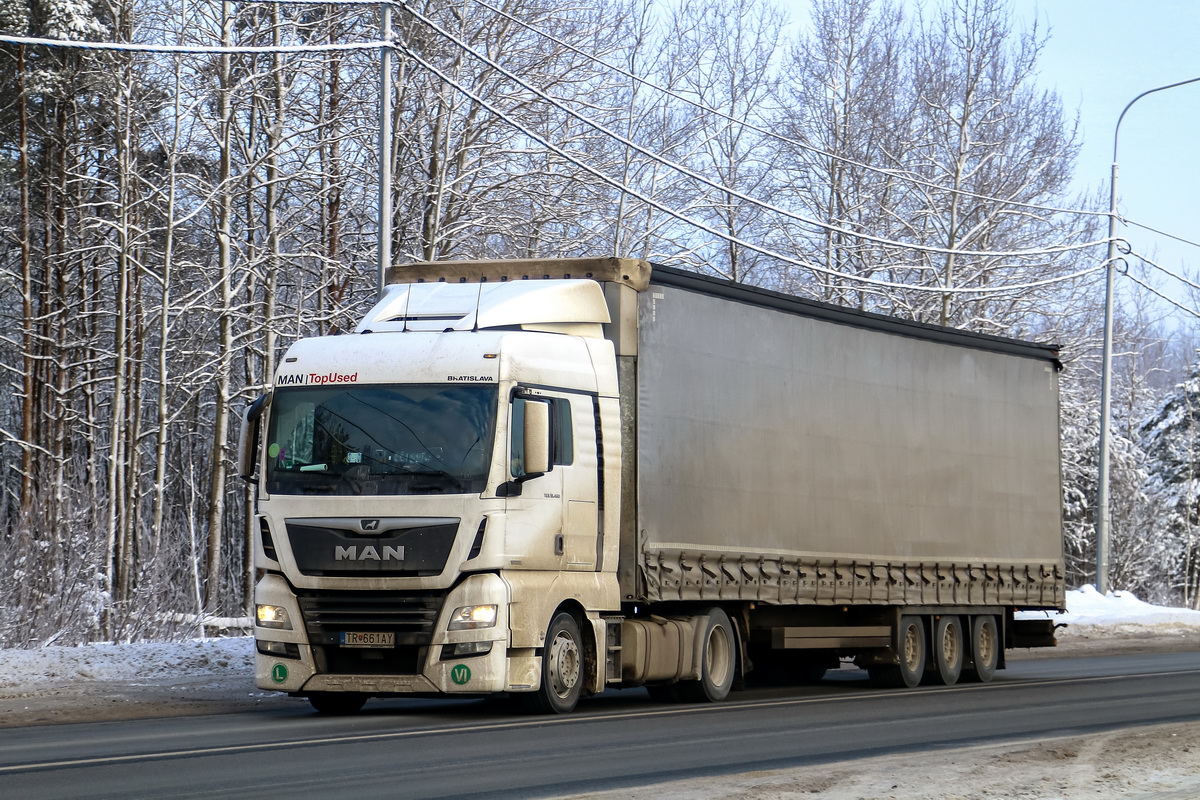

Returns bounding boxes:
[1123,270,1200,320]
[1124,218,1200,251]
[465,0,1111,222]
[392,0,1110,260]
[2,17,1113,296]
[0,16,1119,262]
[1130,250,1200,297]
[392,32,1109,297]
[0,32,386,55]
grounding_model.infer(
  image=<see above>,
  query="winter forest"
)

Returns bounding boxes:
[1,0,1198,647]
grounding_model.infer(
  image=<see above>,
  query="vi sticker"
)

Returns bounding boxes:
[450,664,472,685]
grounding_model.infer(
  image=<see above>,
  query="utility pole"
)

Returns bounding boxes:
[1096,75,1200,595]
[378,2,393,299]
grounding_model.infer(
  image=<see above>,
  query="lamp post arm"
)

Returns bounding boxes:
[1112,76,1200,163]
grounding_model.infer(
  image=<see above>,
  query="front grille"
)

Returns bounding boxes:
[297,590,446,646]
[298,590,447,676]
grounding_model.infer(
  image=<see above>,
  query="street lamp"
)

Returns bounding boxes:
[1095,75,1200,595]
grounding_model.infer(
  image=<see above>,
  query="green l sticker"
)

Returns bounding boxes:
[450,664,472,685]
[271,663,289,683]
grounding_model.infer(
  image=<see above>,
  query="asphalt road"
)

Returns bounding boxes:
[2,652,1198,799]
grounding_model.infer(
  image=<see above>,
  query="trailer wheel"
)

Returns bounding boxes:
[523,611,583,714]
[869,615,925,688]
[964,615,999,683]
[927,615,963,685]
[307,692,367,715]
[676,607,736,703]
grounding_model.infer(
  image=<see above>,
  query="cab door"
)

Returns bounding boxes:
[507,390,598,571]
[557,394,598,571]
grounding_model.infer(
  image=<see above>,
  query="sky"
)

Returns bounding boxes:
[1012,0,1200,321]
[778,0,1200,325]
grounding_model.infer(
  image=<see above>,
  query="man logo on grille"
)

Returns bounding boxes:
[361,519,381,532]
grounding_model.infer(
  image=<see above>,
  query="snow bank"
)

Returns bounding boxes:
[1020,584,1200,637]
[0,637,255,690]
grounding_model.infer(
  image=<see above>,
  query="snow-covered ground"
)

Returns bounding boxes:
[0,588,1197,798]
[0,634,256,692]
[1019,583,1200,636]
[4,585,1194,690]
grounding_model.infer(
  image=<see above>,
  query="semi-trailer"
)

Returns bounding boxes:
[239,257,1065,714]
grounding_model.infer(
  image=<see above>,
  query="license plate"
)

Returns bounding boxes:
[340,631,395,648]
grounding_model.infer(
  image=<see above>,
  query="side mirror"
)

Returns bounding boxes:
[522,399,551,476]
[237,393,269,482]
[510,396,552,480]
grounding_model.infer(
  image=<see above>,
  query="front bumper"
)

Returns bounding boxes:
[254,571,520,695]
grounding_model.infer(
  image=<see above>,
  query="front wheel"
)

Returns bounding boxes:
[676,607,737,703]
[523,611,584,714]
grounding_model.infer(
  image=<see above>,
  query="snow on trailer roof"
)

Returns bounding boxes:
[384,258,1061,367]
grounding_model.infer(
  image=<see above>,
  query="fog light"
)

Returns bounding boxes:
[447,604,497,630]
[257,640,300,659]
[256,604,292,630]
[442,641,493,660]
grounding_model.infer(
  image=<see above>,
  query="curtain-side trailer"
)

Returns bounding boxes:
[239,257,1065,714]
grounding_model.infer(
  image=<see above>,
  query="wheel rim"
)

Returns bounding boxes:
[706,624,733,687]
[902,623,921,672]
[942,621,961,669]
[548,630,580,698]
[977,620,995,667]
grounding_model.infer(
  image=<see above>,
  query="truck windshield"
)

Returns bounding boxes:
[264,384,497,496]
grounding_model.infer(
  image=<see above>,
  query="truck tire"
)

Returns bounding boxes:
[964,615,999,683]
[308,692,368,715]
[523,611,584,714]
[676,607,737,703]
[869,615,925,688]
[927,615,963,686]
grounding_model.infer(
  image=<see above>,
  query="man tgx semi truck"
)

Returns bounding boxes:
[238,257,1065,714]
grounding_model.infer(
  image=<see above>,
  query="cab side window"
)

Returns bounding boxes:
[550,397,574,466]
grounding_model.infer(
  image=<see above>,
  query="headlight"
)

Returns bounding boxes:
[447,604,498,630]
[256,604,292,629]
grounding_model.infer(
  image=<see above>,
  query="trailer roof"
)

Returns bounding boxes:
[650,264,1062,367]
[385,258,1060,366]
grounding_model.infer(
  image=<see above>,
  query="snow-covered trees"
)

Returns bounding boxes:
[1141,362,1200,608]
[0,0,1193,643]
[772,0,1099,336]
